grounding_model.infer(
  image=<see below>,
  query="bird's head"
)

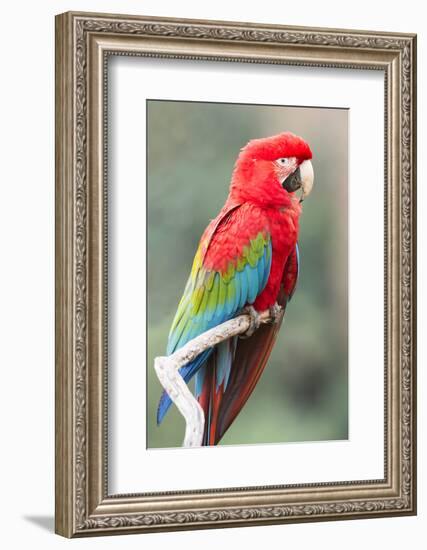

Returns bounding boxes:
[230,132,314,207]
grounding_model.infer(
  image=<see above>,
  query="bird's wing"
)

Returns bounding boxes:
[156,202,272,424]
[198,243,299,445]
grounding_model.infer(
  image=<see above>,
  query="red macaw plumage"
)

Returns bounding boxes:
[157,132,314,445]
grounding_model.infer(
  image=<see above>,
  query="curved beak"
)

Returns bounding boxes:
[299,159,314,202]
[281,159,314,202]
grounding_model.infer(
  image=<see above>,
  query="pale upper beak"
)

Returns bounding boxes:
[299,159,314,202]
[281,159,314,202]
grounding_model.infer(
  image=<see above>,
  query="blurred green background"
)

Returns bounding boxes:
[147,100,348,448]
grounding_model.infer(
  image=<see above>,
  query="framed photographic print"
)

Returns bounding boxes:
[55,11,417,537]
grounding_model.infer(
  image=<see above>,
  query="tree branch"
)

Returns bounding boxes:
[154,309,275,447]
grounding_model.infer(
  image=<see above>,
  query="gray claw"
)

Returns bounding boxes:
[268,302,283,324]
[240,305,261,338]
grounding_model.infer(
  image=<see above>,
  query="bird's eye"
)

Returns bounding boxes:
[276,158,290,166]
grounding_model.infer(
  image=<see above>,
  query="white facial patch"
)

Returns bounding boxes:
[275,156,298,183]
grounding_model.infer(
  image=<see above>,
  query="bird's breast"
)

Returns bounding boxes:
[269,207,299,253]
[252,207,300,311]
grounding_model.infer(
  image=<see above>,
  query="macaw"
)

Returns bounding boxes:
[157,132,314,445]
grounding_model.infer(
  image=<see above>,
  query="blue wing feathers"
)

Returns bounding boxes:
[262,243,272,291]
[238,268,248,309]
[247,265,259,304]
[157,232,272,425]
[257,254,265,292]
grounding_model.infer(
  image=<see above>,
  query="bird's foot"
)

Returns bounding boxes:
[240,305,261,338]
[268,302,283,324]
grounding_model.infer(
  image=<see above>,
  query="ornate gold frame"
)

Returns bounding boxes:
[55,11,417,537]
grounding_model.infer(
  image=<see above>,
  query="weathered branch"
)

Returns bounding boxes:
[154,309,275,447]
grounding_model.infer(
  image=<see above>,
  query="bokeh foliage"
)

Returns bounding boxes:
[147,100,348,448]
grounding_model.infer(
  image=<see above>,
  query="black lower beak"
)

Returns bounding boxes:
[282,167,302,193]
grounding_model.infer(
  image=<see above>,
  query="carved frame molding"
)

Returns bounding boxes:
[55,11,416,537]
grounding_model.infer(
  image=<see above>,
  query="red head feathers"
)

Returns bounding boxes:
[239,132,312,163]
[229,132,313,207]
